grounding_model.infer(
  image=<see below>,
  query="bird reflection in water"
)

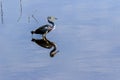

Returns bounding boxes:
[31,36,59,57]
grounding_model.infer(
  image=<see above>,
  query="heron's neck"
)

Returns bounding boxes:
[50,42,57,57]
[51,43,56,53]
[48,20,54,27]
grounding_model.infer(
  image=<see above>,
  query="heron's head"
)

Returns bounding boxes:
[50,50,59,57]
[47,16,57,22]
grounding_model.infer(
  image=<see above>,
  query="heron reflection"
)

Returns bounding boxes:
[31,37,59,57]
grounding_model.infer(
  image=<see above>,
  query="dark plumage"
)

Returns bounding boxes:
[31,37,52,49]
[31,36,59,57]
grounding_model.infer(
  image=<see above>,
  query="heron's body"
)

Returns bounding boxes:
[31,24,53,35]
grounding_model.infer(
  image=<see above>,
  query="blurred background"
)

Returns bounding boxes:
[0,0,120,80]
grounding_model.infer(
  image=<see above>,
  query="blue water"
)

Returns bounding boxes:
[0,0,120,80]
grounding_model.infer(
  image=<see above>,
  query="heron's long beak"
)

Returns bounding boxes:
[55,18,58,20]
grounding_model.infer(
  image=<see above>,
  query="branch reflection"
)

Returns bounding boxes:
[31,37,59,57]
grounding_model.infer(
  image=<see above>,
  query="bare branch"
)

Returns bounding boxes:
[1,1,4,24]
[32,15,39,23]
[17,0,22,22]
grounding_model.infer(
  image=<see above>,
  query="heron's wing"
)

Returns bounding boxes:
[39,24,49,29]
[39,24,52,31]
[35,24,52,34]
[36,24,49,31]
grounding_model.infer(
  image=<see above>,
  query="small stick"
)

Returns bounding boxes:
[1,1,3,24]
[32,14,39,23]
[17,0,22,22]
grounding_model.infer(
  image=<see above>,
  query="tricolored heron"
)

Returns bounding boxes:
[31,16,57,37]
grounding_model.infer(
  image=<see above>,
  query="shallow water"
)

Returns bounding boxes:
[0,0,120,80]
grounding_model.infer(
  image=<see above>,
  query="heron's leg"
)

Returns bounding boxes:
[31,33,33,38]
[42,31,48,39]
[42,35,46,41]
[42,35,44,38]
[45,31,49,37]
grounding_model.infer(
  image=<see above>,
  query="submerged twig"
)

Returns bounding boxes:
[32,14,39,23]
[1,1,3,24]
[17,0,22,22]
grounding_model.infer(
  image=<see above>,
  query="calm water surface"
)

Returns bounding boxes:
[0,0,120,80]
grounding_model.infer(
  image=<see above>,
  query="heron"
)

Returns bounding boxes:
[31,16,57,37]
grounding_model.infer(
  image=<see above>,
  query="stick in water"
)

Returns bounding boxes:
[17,0,22,22]
[32,15,39,23]
[1,1,3,24]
